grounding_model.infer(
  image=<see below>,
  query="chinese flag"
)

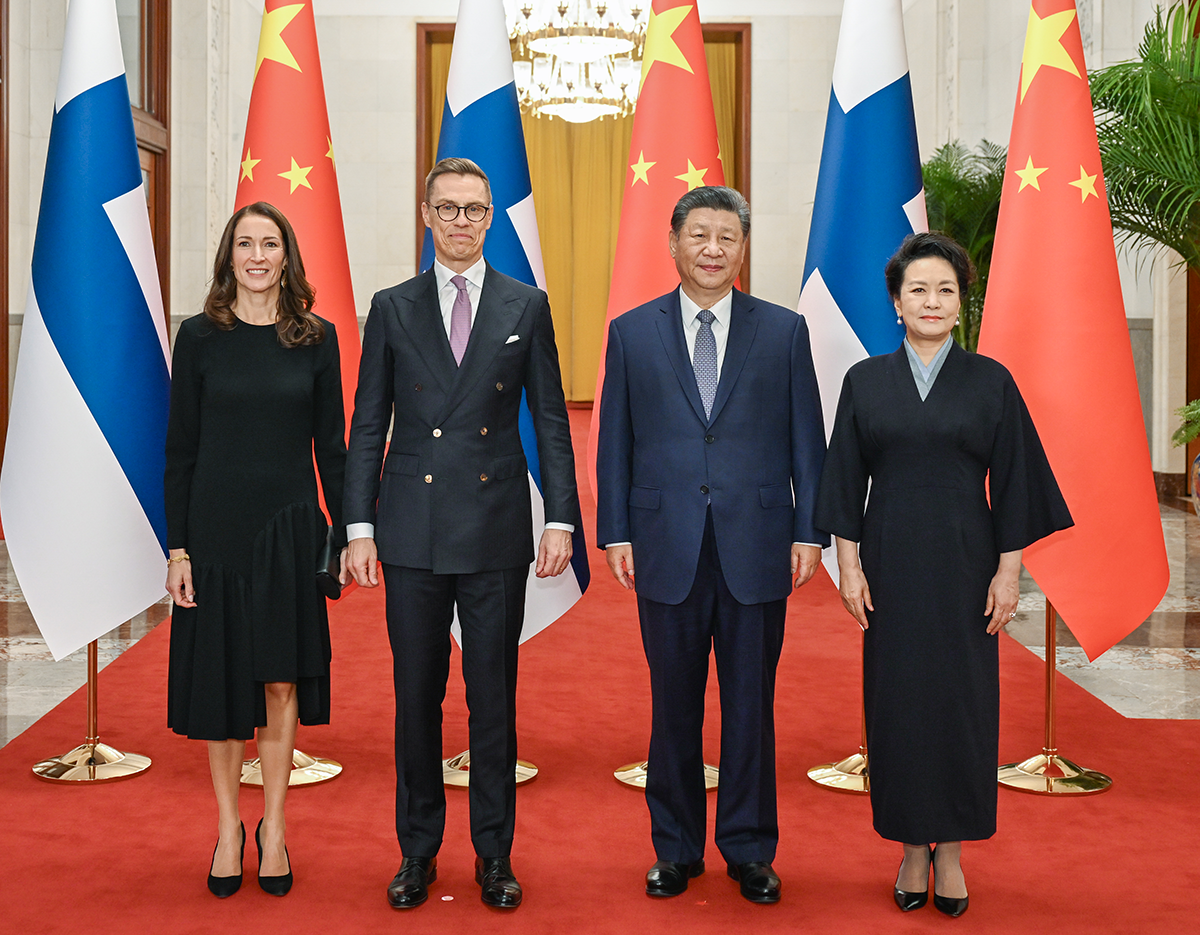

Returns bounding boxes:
[977,0,1167,659]
[586,0,725,496]
[236,1,360,428]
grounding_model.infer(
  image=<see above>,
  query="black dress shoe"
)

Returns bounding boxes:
[931,846,969,917]
[207,821,245,898]
[894,845,930,911]
[387,856,437,909]
[476,856,522,908]
[645,859,705,897]
[255,818,293,896]
[727,861,782,903]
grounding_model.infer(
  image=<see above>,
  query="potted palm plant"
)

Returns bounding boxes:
[921,140,1007,351]
[1091,2,1200,494]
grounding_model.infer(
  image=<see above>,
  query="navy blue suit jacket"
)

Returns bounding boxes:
[595,287,828,605]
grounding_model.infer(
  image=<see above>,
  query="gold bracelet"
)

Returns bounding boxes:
[166,554,191,564]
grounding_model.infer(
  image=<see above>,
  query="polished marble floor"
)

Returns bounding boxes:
[1,501,1199,749]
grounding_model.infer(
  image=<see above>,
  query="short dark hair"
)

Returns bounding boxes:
[204,202,324,347]
[670,186,750,236]
[425,157,492,204]
[884,231,975,299]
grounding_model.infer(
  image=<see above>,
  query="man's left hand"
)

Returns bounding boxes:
[535,528,573,578]
[791,544,821,588]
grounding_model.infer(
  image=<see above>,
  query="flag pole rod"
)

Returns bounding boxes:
[32,640,152,783]
[807,632,870,794]
[997,600,1112,795]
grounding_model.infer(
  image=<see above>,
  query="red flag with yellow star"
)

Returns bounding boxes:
[586,0,725,495]
[236,1,359,428]
[977,0,1167,659]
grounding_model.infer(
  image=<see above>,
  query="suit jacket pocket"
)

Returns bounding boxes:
[628,486,661,510]
[491,452,528,481]
[759,483,793,509]
[383,453,420,476]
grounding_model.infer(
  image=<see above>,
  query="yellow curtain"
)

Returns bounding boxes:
[424,37,739,401]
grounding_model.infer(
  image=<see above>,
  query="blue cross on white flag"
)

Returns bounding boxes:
[800,0,927,439]
[0,0,170,660]
[798,0,926,580]
[421,0,589,643]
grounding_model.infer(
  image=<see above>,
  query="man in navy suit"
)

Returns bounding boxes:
[343,158,580,911]
[596,186,827,904]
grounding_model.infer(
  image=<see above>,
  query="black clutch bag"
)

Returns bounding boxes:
[316,525,342,600]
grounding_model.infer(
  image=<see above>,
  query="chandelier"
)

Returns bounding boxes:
[507,0,647,123]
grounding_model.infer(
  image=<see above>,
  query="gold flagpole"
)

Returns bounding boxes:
[241,749,342,787]
[442,751,540,788]
[32,640,152,782]
[997,601,1111,794]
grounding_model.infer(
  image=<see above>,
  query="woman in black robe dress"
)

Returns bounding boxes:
[165,203,346,898]
[815,233,1072,917]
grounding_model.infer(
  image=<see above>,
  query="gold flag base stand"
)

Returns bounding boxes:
[442,750,539,788]
[807,748,869,794]
[613,760,719,791]
[998,601,1112,796]
[997,752,1111,795]
[241,749,342,787]
[32,641,151,783]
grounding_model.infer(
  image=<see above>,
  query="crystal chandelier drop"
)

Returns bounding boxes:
[507,0,647,123]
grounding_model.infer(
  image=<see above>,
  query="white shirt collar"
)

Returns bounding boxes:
[678,286,733,328]
[433,256,486,293]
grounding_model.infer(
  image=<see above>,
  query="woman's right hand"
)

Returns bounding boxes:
[166,550,196,607]
[834,536,872,630]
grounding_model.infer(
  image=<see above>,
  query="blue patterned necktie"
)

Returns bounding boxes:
[694,308,717,419]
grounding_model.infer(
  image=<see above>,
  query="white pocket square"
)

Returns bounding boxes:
[505,334,520,344]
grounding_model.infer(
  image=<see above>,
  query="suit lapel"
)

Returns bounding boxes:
[439,263,523,421]
[655,288,710,426]
[707,289,756,425]
[396,269,456,392]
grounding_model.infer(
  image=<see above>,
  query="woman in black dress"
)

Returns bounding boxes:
[815,233,1072,917]
[165,202,346,898]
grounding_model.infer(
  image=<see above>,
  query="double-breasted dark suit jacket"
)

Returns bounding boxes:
[596,287,828,605]
[344,263,580,573]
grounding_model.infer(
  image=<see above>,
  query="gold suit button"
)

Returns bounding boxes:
[424,474,433,484]
[432,428,442,437]
[480,473,489,482]
[414,383,422,391]
[480,427,488,436]
[496,382,504,391]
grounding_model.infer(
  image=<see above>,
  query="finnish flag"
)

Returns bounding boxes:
[800,0,927,442]
[421,0,589,642]
[0,0,170,660]
[798,0,926,580]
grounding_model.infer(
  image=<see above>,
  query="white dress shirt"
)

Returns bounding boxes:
[348,258,572,541]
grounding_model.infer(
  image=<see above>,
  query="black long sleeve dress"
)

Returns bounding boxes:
[815,341,1072,843]
[165,314,346,742]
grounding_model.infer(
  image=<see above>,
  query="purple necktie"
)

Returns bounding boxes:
[449,274,471,365]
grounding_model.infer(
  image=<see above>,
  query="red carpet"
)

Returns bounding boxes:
[2,409,1198,933]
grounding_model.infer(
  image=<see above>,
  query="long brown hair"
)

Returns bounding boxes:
[203,202,325,347]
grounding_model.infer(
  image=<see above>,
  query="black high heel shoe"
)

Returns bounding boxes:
[255,818,293,896]
[931,845,969,917]
[207,821,245,898]
[893,844,930,911]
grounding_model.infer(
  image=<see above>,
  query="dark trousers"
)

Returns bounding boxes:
[637,512,786,866]
[382,562,526,858]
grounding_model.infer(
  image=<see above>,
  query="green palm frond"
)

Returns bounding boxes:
[1091,2,1200,270]
[921,140,1006,351]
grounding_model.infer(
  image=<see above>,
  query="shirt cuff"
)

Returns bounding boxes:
[544,523,574,533]
[347,523,375,541]
[604,541,632,548]
[795,542,824,548]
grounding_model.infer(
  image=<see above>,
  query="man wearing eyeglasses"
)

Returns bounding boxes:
[343,157,580,911]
